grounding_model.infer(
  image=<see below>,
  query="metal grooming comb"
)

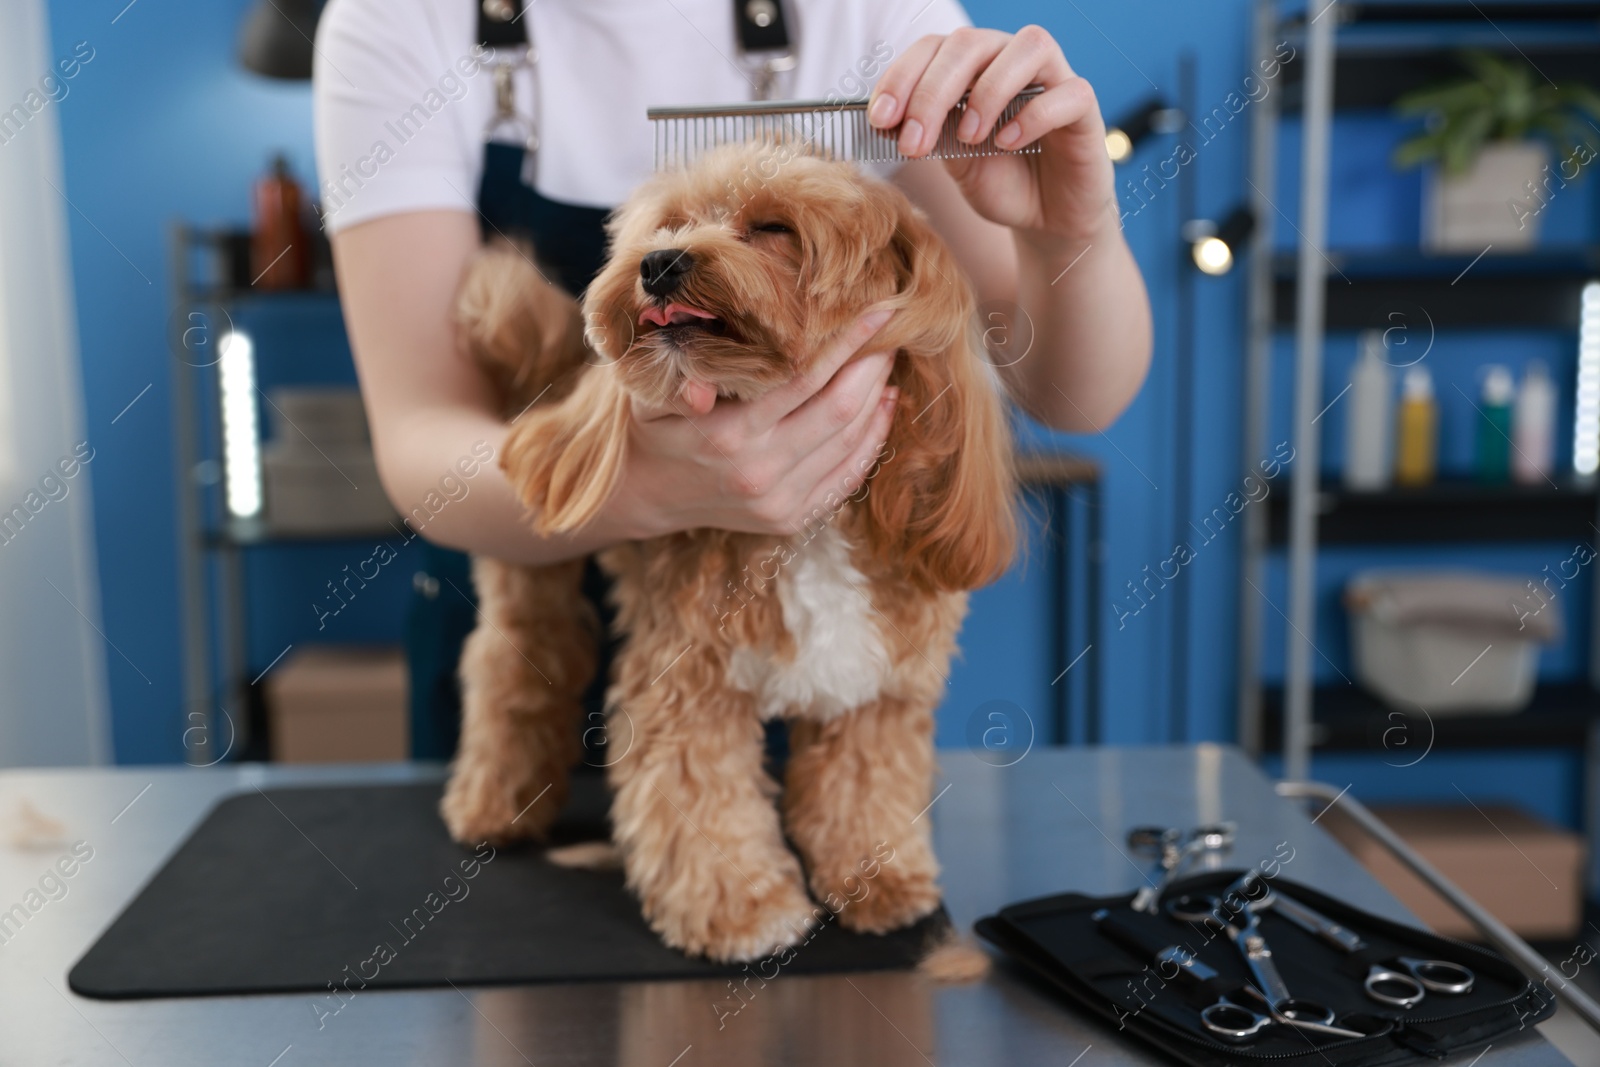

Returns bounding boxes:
[648,86,1044,171]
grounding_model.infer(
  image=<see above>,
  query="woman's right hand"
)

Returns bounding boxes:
[605,309,901,539]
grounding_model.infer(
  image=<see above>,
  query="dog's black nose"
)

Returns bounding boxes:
[639,249,694,297]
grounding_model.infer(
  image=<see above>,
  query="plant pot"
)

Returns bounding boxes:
[1421,140,1548,252]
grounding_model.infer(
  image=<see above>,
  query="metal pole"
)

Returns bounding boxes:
[218,542,249,758]
[1590,489,1600,690]
[1277,779,1600,1035]
[1087,477,1102,744]
[1237,0,1281,759]
[1171,51,1197,745]
[1284,3,1336,783]
[169,224,213,766]
[1051,485,1070,745]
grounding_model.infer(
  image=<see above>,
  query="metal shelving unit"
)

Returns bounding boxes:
[1236,0,1600,779]
[1015,453,1104,745]
[169,224,391,764]
[1264,476,1600,544]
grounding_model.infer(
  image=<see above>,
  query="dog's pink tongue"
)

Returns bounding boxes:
[680,379,717,415]
[639,303,716,328]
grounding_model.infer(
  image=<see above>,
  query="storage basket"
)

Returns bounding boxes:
[1344,570,1558,714]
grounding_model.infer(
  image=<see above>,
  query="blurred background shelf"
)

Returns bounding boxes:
[1271,248,1600,330]
[1277,1,1600,111]
[1264,477,1600,545]
[1261,682,1600,751]
[185,286,340,308]
[203,517,401,549]
[1236,3,1600,932]
[1328,1,1600,21]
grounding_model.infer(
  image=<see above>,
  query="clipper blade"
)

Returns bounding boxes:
[648,86,1044,171]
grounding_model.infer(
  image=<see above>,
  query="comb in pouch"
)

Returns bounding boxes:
[648,86,1044,171]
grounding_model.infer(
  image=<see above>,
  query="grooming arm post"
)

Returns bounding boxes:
[1277,779,1600,1036]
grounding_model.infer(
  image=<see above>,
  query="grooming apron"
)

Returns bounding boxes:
[404,124,615,759]
[409,0,797,759]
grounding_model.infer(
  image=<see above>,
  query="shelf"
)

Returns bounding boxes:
[1329,2,1600,23]
[1014,451,1100,488]
[1265,477,1598,545]
[1284,45,1600,111]
[1275,3,1600,110]
[204,516,403,549]
[175,224,335,305]
[187,286,339,307]
[1272,248,1600,331]
[1261,682,1600,751]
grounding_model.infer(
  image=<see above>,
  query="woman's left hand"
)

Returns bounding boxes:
[868,26,1116,246]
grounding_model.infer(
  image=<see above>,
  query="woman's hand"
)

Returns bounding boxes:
[871,26,1152,434]
[869,26,1116,248]
[604,310,900,539]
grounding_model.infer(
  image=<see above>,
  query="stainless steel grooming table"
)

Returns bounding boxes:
[0,746,1573,1066]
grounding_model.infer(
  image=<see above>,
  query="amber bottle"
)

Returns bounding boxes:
[251,154,309,290]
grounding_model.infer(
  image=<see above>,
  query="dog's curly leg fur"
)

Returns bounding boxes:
[441,556,596,845]
[605,645,818,962]
[783,695,942,935]
[780,583,968,934]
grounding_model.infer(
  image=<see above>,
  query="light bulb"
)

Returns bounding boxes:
[1193,236,1233,275]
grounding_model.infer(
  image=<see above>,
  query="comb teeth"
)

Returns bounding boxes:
[648,87,1045,171]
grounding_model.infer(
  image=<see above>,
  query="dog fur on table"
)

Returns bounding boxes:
[441,142,1017,963]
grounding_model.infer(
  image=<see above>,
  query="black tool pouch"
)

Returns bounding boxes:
[976,869,1555,1067]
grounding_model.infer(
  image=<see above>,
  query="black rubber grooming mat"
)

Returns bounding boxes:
[69,778,947,999]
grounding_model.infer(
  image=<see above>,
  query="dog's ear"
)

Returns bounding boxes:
[501,368,631,535]
[862,188,1017,593]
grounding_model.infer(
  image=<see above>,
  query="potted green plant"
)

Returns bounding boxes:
[1393,51,1600,252]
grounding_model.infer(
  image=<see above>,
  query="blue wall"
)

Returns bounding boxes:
[44,0,318,762]
[40,0,1597,827]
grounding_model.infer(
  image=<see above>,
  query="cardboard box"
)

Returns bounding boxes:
[266,646,408,763]
[1321,803,1585,941]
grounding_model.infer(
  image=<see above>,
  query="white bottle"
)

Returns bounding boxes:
[1513,360,1557,485]
[1344,330,1394,490]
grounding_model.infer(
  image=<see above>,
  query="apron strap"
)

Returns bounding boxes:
[734,0,795,100]
[734,0,790,52]
[478,0,528,49]
[482,1,787,57]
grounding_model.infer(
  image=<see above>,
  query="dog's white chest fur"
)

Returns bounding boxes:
[728,526,888,720]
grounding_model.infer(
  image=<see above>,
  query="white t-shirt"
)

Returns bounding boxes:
[313,0,971,233]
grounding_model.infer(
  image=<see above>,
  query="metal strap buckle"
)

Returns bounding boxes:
[749,52,796,102]
[485,48,538,153]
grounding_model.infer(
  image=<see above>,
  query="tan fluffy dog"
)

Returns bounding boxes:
[442,143,1016,962]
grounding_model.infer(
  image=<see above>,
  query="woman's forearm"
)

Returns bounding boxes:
[371,403,633,566]
[1005,216,1153,433]
[334,212,635,566]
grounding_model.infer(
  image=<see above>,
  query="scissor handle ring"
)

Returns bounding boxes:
[1201,1001,1270,1042]
[1166,893,1231,925]
[1398,957,1475,995]
[1364,965,1426,1009]
[1275,997,1338,1026]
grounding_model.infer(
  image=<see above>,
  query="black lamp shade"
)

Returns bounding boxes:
[1214,206,1256,251]
[1187,206,1257,275]
[1110,98,1166,145]
[1105,97,1184,162]
[238,0,322,80]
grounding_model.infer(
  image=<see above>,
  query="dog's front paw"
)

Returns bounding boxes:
[817,857,942,936]
[646,867,819,963]
[440,763,559,846]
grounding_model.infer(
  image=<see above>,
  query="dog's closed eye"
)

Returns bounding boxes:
[746,221,793,238]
